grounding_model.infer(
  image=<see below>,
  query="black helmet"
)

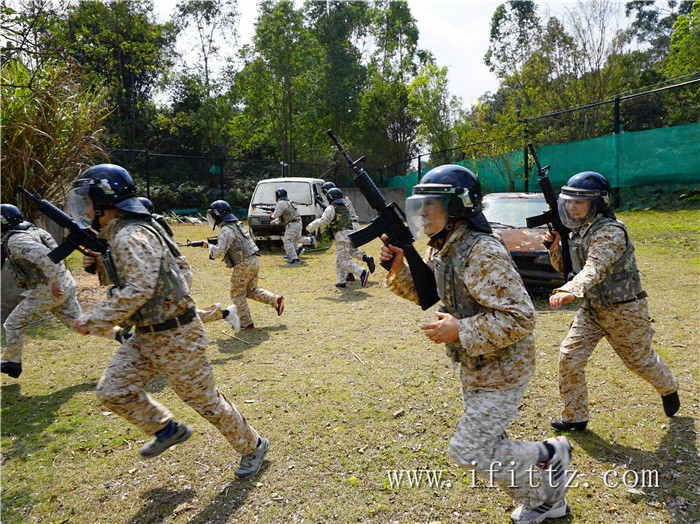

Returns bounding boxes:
[558,171,613,228]
[327,187,344,204]
[406,164,491,238]
[206,200,236,229]
[275,188,288,200]
[66,164,150,229]
[138,197,155,214]
[1,204,28,233]
[321,181,336,194]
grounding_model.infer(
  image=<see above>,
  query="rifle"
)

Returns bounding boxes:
[326,130,439,310]
[524,144,572,279]
[180,237,218,247]
[18,186,114,277]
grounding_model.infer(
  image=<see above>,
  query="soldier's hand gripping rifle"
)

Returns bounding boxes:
[326,130,439,310]
[524,144,572,279]
[180,237,218,247]
[18,186,115,278]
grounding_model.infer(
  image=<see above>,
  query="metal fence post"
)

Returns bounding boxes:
[614,96,621,207]
[145,150,151,199]
[219,157,225,200]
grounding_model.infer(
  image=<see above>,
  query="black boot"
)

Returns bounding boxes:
[662,392,680,417]
[346,273,355,281]
[551,419,587,431]
[363,255,376,274]
[1,361,22,379]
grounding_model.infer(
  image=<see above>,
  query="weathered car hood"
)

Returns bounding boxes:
[497,228,547,253]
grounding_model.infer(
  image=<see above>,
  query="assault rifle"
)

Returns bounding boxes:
[181,237,218,247]
[326,130,439,310]
[18,186,112,277]
[524,144,572,279]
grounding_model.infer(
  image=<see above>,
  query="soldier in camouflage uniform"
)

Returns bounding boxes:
[201,200,283,331]
[1,204,82,379]
[545,171,679,432]
[67,165,269,477]
[307,188,369,289]
[320,181,375,280]
[380,165,573,523]
[270,188,304,264]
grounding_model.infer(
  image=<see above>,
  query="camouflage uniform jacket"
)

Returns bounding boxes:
[271,200,301,225]
[307,205,353,243]
[550,215,643,307]
[344,196,360,227]
[3,226,73,290]
[80,215,195,338]
[385,223,536,390]
[209,221,259,267]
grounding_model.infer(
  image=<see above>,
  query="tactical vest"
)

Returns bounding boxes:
[433,230,518,369]
[4,226,56,289]
[278,201,301,225]
[221,221,259,267]
[569,217,645,308]
[331,202,352,233]
[107,217,190,326]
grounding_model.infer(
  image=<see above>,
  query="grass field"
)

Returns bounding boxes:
[1,209,698,523]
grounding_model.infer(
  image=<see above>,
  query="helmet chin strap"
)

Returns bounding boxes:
[92,208,103,231]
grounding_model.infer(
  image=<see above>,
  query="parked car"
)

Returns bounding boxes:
[247,177,328,242]
[482,192,565,288]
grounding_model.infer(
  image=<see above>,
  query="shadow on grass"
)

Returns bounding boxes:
[127,487,196,524]
[188,461,271,524]
[316,289,372,303]
[1,381,96,460]
[569,416,697,523]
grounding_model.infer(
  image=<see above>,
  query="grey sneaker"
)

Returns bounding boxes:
[139,422,192,459]
[539,436,573,502]
[511,498,568,523]
[235,437,269,479]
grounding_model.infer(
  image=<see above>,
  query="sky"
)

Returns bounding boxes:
[154,0,631,110]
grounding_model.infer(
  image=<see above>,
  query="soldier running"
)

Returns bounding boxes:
[67,165,269,477]
[270,188,304,264]
[1,204,82,379]
[545,171,679,431]
[380,165,573,523]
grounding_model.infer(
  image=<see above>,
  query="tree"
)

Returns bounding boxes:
[173,0,238,92]
[625,0,693,64]
[663,1,700,76]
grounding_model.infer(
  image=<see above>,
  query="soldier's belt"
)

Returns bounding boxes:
[136,308,196,334]
[611,291,647,305]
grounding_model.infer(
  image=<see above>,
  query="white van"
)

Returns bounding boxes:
[247,177,328,242]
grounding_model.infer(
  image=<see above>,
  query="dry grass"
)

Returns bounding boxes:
[1,209,698,523]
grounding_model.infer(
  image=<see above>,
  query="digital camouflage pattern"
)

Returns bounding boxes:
[342,195,369,262]
[550,216,678,422]
[271,200,303,260]
[208,222,258,268]
[307,205,365,285]
[449,384,554,508]
[384,223,546,507]
[2,226,81,363]
[80,214,259,453]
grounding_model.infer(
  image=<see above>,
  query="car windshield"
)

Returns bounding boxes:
[252,182,311,205]
[482,197,549,228]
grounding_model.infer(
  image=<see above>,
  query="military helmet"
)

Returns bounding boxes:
[558,171,613,228]
[275,188,288,200]
[1,204,24,233]
[206,200,236,229]
[327,187,344,204]
[321,181,336,194]
[406,164,491,238]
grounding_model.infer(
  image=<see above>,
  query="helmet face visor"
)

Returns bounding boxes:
[206,210,217,229]
[557,195,595,229]
[405,194,449,240]
[65,187,93,228]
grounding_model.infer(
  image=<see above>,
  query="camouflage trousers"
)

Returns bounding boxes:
[2,283,81,363]
[283,221,302,260]
[449,384,553,507]
[229,255,278,327]
[335,237,365,285]
[197,304,224,323]
[559,299,678,422]
[96,318,259,455]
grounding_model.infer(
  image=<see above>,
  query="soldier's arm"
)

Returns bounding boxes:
[554,225,626,298]
[306,205,335,233]
[384,246,434,304]
[208,227,233,259]
[271,201,284,221]
[459,238,536,356]
[8,232,64,284]
[79,226,162,337]
[548,237,565,274]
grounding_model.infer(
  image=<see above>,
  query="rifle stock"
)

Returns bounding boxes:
[327,130,439,310]
[525,144,572,279]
